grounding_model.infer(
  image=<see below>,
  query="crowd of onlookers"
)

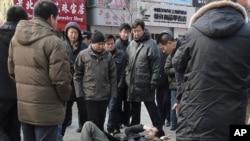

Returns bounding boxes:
[1,0,250,141]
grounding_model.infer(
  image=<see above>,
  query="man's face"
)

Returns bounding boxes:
[158,41,175,55]
[92,42,105,53]
[119,29,130,41]
[132,25,145,40]
[144,127,158,140]
[67,27,79,43]
[105,38,115,52]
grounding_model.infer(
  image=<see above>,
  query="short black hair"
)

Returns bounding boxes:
[119,23,131,32]
[157,34,173,45]
[105,34,116,42]
[7,5,28,23]
[132,19,145,30]
[33,0,58,20]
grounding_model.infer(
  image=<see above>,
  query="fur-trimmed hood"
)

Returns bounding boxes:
[190,0,248,38]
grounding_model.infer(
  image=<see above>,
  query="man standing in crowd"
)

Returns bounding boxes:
[156,49,170,128]
[74,30,117,131]
[60,21,88,138]
[105,34,127,135]
[115,23,132,127]
[0,5,28,141]
[125,19,164,137]
[172,0,250,140]
[157,30,182,130]
[8,0,72,141]
[82,30,92,46]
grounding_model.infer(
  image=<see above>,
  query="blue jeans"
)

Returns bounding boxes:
[170,90,177,127]
[21,123,58,141]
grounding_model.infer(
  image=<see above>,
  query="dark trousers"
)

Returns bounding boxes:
[0,100,20,141]
[156,86,171,124]
[107,89,131,131]
[130,101,163,131]
[85,100,109,131]
[61,98,87,136]
[21,123,58,141]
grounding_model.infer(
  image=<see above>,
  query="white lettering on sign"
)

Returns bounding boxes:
[26,0,34,10]
[234,129,247,136]
[62,2,69,13]
[70,3,77,14]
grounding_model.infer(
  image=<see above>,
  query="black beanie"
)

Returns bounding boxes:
[91,30,105,43]
[7,5,28,23]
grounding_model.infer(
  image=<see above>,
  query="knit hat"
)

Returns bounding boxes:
[91,30,105,43]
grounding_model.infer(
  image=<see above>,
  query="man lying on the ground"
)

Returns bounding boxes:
[80,121,170,141]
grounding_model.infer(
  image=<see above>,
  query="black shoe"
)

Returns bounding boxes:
[166,122,170,127]
[76,127,82,133]
[170,126,177,130]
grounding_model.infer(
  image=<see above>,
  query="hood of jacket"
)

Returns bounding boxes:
[190,1,247,38]
[15,18,57,45]
[65,22,82,43]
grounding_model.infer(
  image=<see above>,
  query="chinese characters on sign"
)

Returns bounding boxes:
[13,0,86,30]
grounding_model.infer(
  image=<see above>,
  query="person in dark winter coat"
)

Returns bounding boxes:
[172,0,250,140]
[115,23,132,126]
[157,30,182,130]
[116,23,131,52]
[60,21,88,138]
[125,19,164,137]
[0,6,28,141]
[105,34,127,134]
[74,30,117,131]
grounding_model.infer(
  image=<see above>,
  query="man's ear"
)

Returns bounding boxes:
[47,14,55,24]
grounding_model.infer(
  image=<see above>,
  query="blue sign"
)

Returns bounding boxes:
[161,0,192,6]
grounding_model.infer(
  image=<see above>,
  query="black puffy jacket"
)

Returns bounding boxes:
[125,29,161,102]
[0,22,17,100]
[173,1,250,141]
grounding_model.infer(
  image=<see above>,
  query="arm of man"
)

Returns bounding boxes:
[73,51,85,98]
[49,41,72,102]
[148,44,161,89]
[8,42,15,82]
[109,57,117,98]
[164,55,175,77]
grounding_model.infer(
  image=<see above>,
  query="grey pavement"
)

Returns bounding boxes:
[62,103,176,141]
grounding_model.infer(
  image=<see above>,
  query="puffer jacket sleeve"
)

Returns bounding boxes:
[109,57,117,98]
[49,41,72,102]
[147,43,161,86]
[172,37,192,74]
[73,51,84,97]
[117,53,127,89]
[164,55,175,77]
[8,42,15,81]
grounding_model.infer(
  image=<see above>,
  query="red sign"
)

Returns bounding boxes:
[13,0,86,30]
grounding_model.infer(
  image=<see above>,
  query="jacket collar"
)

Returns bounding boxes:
[189,1,247,27]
